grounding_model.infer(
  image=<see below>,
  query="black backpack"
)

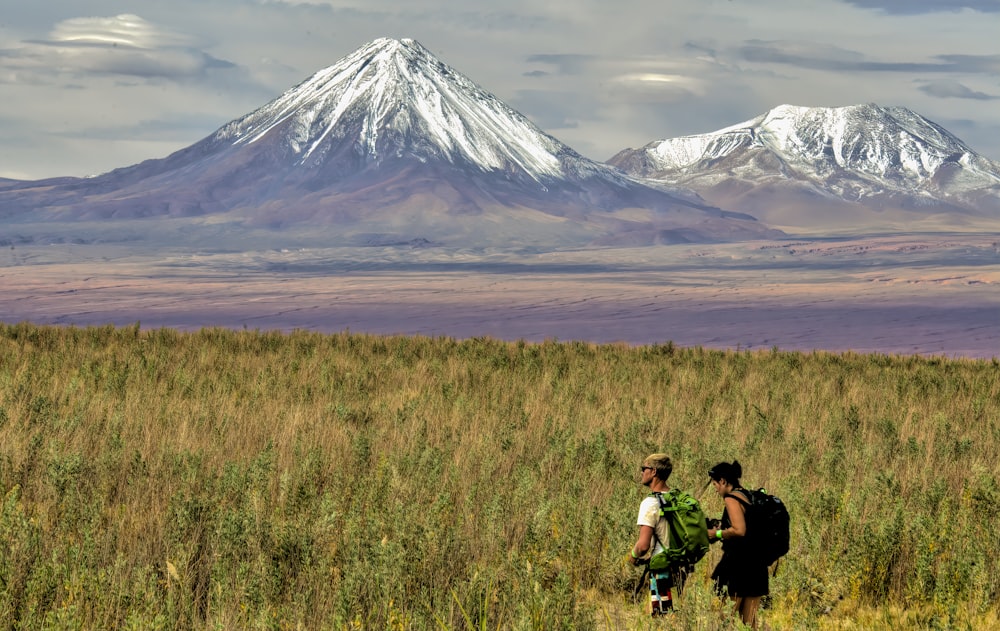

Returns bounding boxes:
[730,488,790,567]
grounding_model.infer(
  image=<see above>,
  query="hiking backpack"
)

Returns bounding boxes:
[647,489,710,573]
[731,488,790,567]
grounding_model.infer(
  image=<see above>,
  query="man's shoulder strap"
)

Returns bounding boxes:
[649,489,675,505]
[647,492,668,547]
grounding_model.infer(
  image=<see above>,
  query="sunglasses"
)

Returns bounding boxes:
[640,466,654,473]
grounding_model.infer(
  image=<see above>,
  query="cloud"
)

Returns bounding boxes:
[935,54,1000,73]
[0,14,237,82]
[525,54,594,76]
[49,14,198,48]
[738,40,1000,74]
[839,0,1000,14]
[52,114,234,142]
[612,73,706,101]
[508,89,596,129]
[259,0,552,32]
[918,79,998,100]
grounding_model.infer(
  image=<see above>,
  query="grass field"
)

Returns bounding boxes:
[1,323,997,629]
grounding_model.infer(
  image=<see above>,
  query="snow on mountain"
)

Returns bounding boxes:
[217,38,569,180]
[199,36,683,198]
[609,104,1000,229]
[1,37,778,248]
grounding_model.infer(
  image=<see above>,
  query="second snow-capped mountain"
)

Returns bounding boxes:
[1,38,778,248]
[609,104,1000,230]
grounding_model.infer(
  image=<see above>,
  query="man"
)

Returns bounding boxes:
[627,453,675,615]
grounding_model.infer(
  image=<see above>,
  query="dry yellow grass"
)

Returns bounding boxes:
[0,323,997,629]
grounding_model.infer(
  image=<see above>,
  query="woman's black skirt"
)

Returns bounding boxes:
[711,551,769,598]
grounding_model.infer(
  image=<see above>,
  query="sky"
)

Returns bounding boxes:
[1,0,998,180]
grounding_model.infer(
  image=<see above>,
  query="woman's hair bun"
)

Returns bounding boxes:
[708,460,744,483]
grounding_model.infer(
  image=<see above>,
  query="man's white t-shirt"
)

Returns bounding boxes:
[637,493,671,558]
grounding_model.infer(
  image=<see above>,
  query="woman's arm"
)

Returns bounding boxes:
[719,495,748,539]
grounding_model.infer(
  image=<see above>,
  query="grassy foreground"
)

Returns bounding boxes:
[0,323,998,630]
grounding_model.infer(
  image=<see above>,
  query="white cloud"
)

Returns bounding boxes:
[613,73,706,100]
[1,14,231,81]
[49,14,197,48]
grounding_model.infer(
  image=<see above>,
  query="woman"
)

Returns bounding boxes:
[707,460,768,628]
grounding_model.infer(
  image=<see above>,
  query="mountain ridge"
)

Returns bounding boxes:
[608,103,1000,229]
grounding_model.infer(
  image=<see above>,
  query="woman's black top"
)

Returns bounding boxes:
[710,488,769,597]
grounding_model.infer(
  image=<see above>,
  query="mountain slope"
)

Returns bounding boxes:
[1,38,778,248]
[608,104,1000,230]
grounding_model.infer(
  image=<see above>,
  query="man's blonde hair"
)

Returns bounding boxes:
[642,453,673,481]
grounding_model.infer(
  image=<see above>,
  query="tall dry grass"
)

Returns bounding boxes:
[0,323,997,629]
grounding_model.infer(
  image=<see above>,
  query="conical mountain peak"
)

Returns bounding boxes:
[212,36,577,181]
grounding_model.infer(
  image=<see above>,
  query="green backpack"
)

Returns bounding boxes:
[647,489,710,573]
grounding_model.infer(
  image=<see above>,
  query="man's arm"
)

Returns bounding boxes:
[629,525,655,566]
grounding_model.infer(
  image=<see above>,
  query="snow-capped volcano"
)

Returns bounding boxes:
[609,104,1000,229]
[1,37,777,248]
[218,37,568,180]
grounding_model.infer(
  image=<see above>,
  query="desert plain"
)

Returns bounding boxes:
[2,232,998,359]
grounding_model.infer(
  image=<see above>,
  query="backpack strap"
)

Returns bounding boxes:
[649,491,668,551]
[724,489,753,526]
[724,488,752,509]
